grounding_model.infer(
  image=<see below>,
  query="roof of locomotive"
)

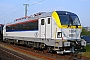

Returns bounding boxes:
[6,11,77,26]
[39,12,52,18]
[6,19,38,26]
[56,11,77,16]
[40,11,77,18]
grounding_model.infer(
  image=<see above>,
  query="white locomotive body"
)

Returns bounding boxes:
[3,11,86,54]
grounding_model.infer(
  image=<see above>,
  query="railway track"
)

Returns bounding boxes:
[0,44,36,60]
[0,47,26,60]
[0,41,89,60]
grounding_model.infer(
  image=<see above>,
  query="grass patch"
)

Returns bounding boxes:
[82,52,90,57]
[82,44,90,58]
[85,44,90,52]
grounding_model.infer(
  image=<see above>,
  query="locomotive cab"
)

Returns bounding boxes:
[52,11,86,54]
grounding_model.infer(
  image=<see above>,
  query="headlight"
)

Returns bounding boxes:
[81,40,86,46]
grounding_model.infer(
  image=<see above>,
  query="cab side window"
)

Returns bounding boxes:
[41,19,44,25]
[48,18,50,24]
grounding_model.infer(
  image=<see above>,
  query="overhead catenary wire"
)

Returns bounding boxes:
[1,8,25,20]
[0,0,29,16]
[0,0,44,20]
[28,0,44,6]
[23,0,44,17]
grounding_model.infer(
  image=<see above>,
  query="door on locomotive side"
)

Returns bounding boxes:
[39,18,45,39]
[39,17,51,39]
[46,17,51,38]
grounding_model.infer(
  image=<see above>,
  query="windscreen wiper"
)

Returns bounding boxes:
[69,15,73,25]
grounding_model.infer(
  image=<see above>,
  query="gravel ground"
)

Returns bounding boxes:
[0,49,17,60]
[0,42,90,60]
[0,42,49,60]
[0,44,38,60]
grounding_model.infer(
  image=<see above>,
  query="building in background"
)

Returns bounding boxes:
[83,26,90,31]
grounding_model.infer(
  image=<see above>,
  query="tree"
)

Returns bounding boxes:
[81,28,90,36]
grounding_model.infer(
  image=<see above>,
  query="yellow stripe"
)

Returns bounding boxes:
[61,25,82,29]
[52,11,62,28]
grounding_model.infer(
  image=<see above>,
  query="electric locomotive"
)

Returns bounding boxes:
[3,11,86,54]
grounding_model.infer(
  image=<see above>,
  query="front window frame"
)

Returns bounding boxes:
[59,15,81,26]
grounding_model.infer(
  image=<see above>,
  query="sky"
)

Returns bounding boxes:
[0,0,90,27]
